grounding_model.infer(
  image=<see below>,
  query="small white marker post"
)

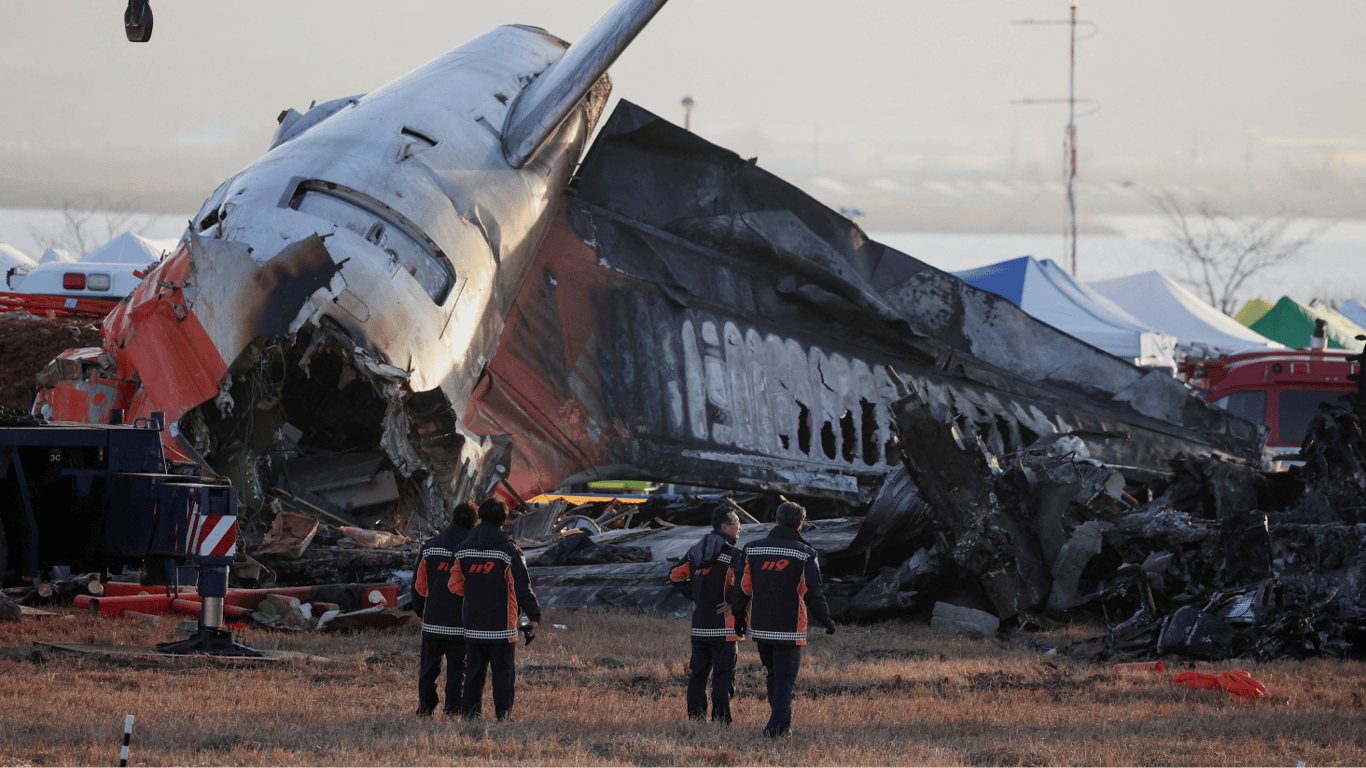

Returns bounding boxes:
[119,714,134,767]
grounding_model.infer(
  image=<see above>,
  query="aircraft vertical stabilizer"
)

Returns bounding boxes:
[502,0,670,168]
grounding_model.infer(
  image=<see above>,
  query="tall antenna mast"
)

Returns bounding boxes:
[1066,0,1078,276]
[1013,2,1096,276]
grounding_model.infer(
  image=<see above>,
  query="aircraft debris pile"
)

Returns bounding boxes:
[1295,399,1366,526]
[526,533,653,568]
[883,371,1366,661]
[238,509,417,590]
[209,383,1366,662]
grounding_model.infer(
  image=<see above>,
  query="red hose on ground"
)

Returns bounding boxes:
[102,582,180,598]
[79,593,178,617]
[75,583,399,616]
[170,598,252,618]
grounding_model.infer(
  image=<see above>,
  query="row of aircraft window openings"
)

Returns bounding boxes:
[195,178,457,305]
[775,399,892,467]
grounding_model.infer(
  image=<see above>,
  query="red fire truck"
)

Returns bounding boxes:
[1184,349,1360,454]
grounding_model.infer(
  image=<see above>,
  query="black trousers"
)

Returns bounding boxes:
[461,641,517,719]
[757,643,802,736]
[418,633,466,714]
[686,639,737,721]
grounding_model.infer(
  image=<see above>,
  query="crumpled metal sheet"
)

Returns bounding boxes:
[522,518,862,565]
[843,464,933,557]
[101,242,226,427]
[1300,403,1366,525]
[890,385,1052,619]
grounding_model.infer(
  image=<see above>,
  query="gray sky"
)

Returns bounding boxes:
[4,1,1366,204]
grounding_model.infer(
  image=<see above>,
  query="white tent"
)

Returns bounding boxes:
[38,247,78,264]
[954,256,1179,370]
[83,231,174,266]
[1089,271,1283,357]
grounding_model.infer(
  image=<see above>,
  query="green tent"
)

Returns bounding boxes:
[1243,296,1366,350]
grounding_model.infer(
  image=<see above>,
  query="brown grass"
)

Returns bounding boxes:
[1,608,1364,766]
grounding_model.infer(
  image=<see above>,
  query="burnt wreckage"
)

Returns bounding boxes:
[32,4,1363,659]
[467,102,1262,501]
[889,356,1366,661]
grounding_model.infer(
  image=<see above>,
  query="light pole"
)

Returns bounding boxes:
[681,96,695,132]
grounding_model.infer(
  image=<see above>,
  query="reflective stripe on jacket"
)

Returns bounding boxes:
[729,525,831,646]
[447,522,541,643]
[414,523,469,636]
[668,530,741,642]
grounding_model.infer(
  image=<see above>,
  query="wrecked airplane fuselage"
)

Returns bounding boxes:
[38,3,1265,534]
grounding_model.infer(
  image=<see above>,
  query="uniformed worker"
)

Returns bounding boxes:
[412,500,476,717]
[669,506,743,723]
[447,498,541,721]
[729,501,835,738]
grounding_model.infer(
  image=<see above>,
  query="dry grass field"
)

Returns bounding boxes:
[1,607,1363,767]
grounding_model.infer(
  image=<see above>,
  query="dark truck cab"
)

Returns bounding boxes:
[0,412,235,605]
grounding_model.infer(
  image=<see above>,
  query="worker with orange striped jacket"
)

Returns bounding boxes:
[447,498,541,721]
[413,500,476,717]
[728,501,835,738]
[669,506,743,723]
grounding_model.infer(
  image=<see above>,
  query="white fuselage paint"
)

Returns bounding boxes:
[182,26,591,423]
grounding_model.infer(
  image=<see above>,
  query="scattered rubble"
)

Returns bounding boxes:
[256,507,321,559]
[931,602,1000,636]
[7,373,1363,660]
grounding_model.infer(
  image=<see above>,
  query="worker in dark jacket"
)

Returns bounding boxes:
[729,501,835,738]
[447,498,541,721]
[669,506,743,723]
[413,500,476,717]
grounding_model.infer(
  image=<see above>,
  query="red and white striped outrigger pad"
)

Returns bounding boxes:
[184,493,237,559]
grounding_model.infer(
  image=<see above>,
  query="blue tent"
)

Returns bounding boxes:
[955,256,1178,370]
[1337,298,1366,329]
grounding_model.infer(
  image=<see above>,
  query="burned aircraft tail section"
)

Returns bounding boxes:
[465,101,1268,503]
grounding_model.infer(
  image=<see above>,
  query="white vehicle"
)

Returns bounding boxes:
[6,260,142,300]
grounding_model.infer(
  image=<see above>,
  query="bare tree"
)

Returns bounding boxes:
[1150,189,1331,315]
[27,197,153,259]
